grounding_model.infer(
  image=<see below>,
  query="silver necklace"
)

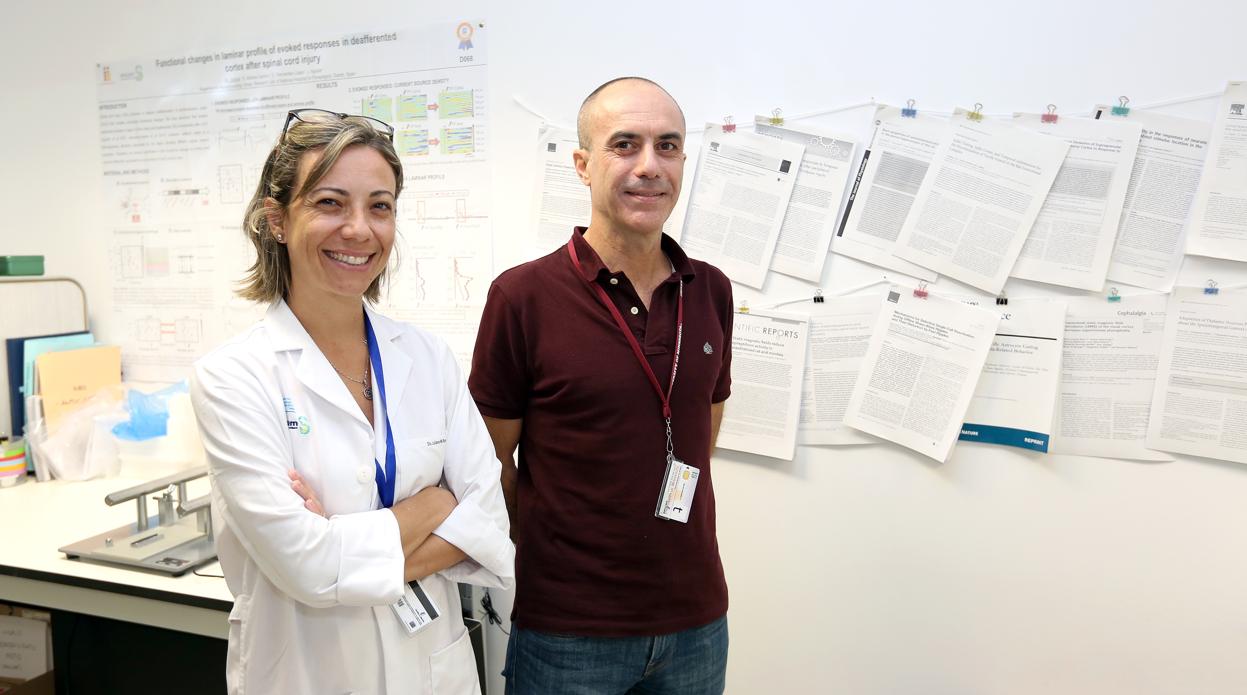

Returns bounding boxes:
[327,338,372,401]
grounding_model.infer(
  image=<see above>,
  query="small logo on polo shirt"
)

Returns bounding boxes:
[703,342,714,355]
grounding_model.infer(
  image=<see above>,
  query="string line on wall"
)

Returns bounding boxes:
[512,87,1226,132]
[512,95,877,132]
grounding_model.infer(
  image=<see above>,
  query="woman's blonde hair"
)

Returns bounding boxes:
[238,115,403,303]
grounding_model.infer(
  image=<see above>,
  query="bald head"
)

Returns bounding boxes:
[576,77,686,149]
[571,76,687,238]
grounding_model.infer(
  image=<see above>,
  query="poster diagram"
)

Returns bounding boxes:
[96,21,492,381]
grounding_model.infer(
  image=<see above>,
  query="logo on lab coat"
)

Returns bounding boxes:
[283,397,311,435]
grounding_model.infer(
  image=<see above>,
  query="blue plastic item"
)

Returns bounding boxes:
[112,381,189,441]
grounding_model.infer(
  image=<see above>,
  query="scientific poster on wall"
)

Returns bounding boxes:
[1146,286,1247,464]
[1049,294,1173,461]
[1008,114,1142,291]
[842,286,999,462]
[1092,108,1210,292]
[717,308,809,460]
[1185,81,1247,262]
[95,20,491,380]
[833,105,944,281]
[531,125,589,248]
[796,294,883,446]
[680,125,804,289]
[957,298,1066,452]
[893,113,1069,294]
[753,117,859,283]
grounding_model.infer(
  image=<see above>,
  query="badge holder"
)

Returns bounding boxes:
[654,417,699,524]
[391,579,442,636]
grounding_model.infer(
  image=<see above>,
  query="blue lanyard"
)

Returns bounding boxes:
[364,315,397,509]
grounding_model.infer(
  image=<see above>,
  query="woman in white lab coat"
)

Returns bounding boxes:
[190,110,513,695]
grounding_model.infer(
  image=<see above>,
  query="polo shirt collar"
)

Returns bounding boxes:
[570,226,697,284]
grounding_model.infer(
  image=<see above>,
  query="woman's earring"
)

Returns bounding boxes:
[276,233,285,243]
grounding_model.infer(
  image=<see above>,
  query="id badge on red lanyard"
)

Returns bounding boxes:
[567,236,698,522]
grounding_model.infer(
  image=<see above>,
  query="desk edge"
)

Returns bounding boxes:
[0,563,233,612]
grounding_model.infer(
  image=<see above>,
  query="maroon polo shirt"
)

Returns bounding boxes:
[469,227,733,636]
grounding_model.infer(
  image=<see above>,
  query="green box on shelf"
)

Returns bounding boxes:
[0,256,45,276]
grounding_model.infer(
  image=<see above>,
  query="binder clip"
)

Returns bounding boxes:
[1110,96,1131,117]
[995,291,1008,306]
[913,281,929,299]
[966,103,985,122]
[813,289,825,304]
[1041,104,1059,124]
[738,300,750,314]
[1107,287,1121,303]
[901,99,918,118]
[721,116,736,133]
[1205,279,1219,295]
[769,108,784,126]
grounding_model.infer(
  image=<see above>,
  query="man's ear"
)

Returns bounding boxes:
[264,198,285,240]
[572,148,592,187]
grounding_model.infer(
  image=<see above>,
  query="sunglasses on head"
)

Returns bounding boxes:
[280,108,395,143]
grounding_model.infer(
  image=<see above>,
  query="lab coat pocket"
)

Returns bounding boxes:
[226,593,251,695]
[395,432,448,499]
[429,626,480,695]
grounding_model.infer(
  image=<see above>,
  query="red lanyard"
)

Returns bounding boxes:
[567,237,683,421]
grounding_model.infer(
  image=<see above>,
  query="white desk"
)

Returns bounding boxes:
[0,476,230,638]
[2,476,492,693]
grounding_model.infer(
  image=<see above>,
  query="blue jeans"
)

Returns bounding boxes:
[503,615,728,695]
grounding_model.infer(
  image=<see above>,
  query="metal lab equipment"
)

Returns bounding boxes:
[59,466,216,576]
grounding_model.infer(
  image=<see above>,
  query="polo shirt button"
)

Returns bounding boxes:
[609,278,619,285]
[357,465,372,484]
[630,306,639,315]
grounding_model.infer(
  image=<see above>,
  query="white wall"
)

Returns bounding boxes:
[5,2,1247,693]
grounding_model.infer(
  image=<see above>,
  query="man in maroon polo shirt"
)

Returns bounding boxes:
[469,77,733,694]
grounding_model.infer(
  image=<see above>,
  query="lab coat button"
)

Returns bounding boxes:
[357,466,372,484]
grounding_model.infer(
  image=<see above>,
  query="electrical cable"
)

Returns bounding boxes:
[480,588,510,636]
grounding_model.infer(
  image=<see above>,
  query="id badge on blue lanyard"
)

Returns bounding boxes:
[367,315,441,636]
[365,315,397,509]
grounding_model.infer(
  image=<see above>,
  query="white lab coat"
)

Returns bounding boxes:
[191,300,514,695]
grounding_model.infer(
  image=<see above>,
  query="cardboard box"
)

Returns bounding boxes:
[0,606,51,692]
[0,670,54,695]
